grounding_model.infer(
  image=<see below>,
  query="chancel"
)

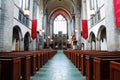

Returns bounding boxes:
[0,0,120,80]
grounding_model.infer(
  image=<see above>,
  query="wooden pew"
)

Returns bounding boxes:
[94,57,120,80]
[63,50,104,72]
[76,52,80,68]
[40,52,44,68]
[0,61,1,79]
[0,54,31,80]
[32,50,45,71]
[30,54,36,75]
[80,50,108,76]
[110,61,120,80]
[85,53,120,80]
[36,53,40,71]
[11,51,37,76]
[0,57,21,80]
[0,50,57,80]
[32,50,57,70]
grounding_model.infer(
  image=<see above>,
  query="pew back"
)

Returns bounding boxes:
[94,57,120,80]
[0,57,21,80]
[110,61,120,80]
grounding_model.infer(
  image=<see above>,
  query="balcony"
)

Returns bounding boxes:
[18,10,30,27]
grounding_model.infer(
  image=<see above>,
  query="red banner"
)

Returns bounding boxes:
[32,19,37,39]
[82,20,88,39]
[114,0,120,28]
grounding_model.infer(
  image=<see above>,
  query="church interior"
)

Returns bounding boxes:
[0,0,120,80]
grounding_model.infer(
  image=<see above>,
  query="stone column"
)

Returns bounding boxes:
[0,0,14,51]
[19,37,24,51]
[75,13,81,41]
[74,14,81,49]
[68,20,71,40]
[96,39,101,50]
[43,13,50,48]
[0,2,4,51]
[81,0,88,50]
[50,20,53,37]
[105,0,120,51]
[42,13,48,48]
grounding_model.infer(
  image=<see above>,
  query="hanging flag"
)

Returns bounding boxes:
[82,20,88,39]
[114,0,120,28]
[32,19,37,39]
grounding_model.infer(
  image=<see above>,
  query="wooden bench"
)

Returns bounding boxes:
[31,50,49,71]
[0,50,57,80]
[63,50,107,72]
[11,51,37,76]
[94,57,120,80]
[30,54,36,75]
[31,50,57,70]
[85,53,120,80]
[80,51,108,76]
[0,54,31,80]
[40,52,44,68]
[0,61,1,79]
[110,61,120,80]
[0,57,21,80]
[36,53,40,71]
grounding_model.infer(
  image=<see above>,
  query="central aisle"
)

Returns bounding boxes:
[31,50,86,80]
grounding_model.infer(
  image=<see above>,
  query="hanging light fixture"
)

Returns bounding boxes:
[90,9,96,16]
[42,29,45,33]
[51,39,53,42]
[24,9,30,16]
[75,29,78,33]
[48,36,50,39]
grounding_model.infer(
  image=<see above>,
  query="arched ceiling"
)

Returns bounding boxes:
[43,0,81,16]
[50,8,71,21]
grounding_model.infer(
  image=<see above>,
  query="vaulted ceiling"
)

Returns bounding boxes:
[42,0,81,17]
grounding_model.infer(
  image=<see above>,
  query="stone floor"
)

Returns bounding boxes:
[31,50,86,80]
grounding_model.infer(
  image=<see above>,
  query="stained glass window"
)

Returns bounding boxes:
[53,15,67,34]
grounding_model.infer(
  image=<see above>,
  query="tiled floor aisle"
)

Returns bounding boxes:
[31,50,86,80]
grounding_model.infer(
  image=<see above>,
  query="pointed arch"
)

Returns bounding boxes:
[89,32,96,50]
[89,32,96,42]
[12,26,22,51]
[97,25,107,50]
[97,25,106,41]
[49,7,72,21]
[53,14,67,34]
[24,32,30,51]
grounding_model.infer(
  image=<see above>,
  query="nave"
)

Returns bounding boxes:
[1,50,120,80]
[31,50,86,80]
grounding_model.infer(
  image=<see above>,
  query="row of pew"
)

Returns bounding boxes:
[64,50,120,80]
[0,50,57,80]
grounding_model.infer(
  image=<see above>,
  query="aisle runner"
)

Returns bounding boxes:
[31,50,86,80]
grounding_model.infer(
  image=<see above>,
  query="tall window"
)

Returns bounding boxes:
[53,15,67,34]
[90,0,94,9]
[19,0,30,10]
[0,0,1,8]
[18,0,30,27]
[94,0,98,11]
[71,19,74,35]
[90,0,98,11]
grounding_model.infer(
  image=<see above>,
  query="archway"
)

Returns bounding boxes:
[89,32,96,50]
[12,26,22,51]
[49,8,71,36]
[53,15,67,49]
[81,43,84,50]
[48,8,72,49]
[97,26,107,50]
[24,32,30,51]
[53,14,67,34]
